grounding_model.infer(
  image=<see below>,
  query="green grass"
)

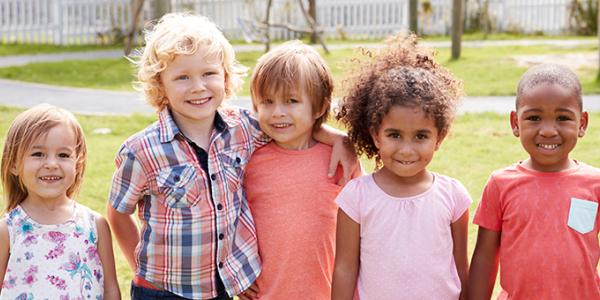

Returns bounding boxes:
[0,43,122,56]
[1,105,599,297]
[2,44,600,97]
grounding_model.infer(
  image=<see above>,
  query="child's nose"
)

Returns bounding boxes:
[190,78,206,92]
[272,104,286,117]
[43,157,59,169]
[539,122,558,137]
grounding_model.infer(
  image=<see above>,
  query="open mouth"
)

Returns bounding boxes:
[537,143,560,150]
[187,97,211,105]
[271,123,292,128]
[39,176,62,182]
[396,160,415,165]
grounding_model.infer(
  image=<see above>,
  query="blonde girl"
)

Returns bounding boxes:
[0,104,120,299]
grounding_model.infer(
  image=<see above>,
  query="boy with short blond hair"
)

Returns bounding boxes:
[107,14,355,299]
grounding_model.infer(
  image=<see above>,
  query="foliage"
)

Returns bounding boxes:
[569,0,598,35]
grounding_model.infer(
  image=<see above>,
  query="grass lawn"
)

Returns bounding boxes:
[0,43,122,56]
[1,105,599,297]
[2,43,600,97]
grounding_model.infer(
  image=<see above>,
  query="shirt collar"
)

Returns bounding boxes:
[158,108,228,143]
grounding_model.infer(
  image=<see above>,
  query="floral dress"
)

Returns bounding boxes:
[1,203,104,300]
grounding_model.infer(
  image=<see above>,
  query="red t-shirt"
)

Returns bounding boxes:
[474,162,600,299]
[244,142,342,299]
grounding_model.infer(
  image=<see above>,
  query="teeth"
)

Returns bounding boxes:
[272,123,291,128]
[397,161,414,165]
[188,98,210,105]
[538,144,559,150]
[40,176,61,180]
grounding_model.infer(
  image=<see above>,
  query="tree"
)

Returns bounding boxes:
[451,0,464,59]
[409,0,418,34]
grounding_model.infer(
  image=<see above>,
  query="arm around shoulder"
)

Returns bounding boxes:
[314,124,360,185]
[95,214,121,299]
[0,218,9,291]
[468,227,501,300]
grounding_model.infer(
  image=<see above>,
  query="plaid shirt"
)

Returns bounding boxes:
[109,107,269,298]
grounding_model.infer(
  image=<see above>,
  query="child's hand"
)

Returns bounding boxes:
[329,136,360,185]
[238,283,259,300]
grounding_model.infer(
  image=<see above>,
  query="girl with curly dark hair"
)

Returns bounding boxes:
[331,34,471,300]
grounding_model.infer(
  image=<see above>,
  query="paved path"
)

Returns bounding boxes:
[2,78,600,115]
[1,39,599,115]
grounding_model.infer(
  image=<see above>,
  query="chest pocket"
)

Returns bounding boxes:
[567,198,598,234]
[157,164,200,208]
[219,147,249,192]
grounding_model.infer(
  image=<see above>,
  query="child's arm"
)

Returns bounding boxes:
[106,206,140,272]
[95,215,121,299]
[331,209,360,300]
[451,210,470,300]
[314,124,360,185]
[0,218,8,291]
[468,227,501,300]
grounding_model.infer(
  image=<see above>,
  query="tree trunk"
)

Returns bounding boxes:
[309,0,317,44]
[409,0,418,34]
[264,0,273,52]
[153,0,170,20]
[451,0,464,60]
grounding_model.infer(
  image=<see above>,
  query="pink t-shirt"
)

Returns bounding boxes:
[473,162,600,300]
[336,173,471,299]
[244,142,342,299]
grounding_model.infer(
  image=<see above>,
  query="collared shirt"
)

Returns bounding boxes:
[109,106,269,298]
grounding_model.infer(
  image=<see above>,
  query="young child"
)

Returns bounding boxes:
[331,34,471,300]
[240,41,343,299]
[0,104,120,299]
[469,64,600,299]
[107,13,356,299]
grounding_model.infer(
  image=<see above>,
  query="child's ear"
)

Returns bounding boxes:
[510,111,520,137]
[370,129,381,149]
[313,101,329,120]
[578,111,589,137]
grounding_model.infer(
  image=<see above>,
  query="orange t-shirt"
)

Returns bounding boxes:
[244,142,342,299]
[474,162,600,300]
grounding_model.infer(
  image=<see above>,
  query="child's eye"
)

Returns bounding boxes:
[387,133,400,139]
[176,75,189,80]
[58,153,72,158]
[287,98,299,104]
[204,71,216,76]
[30,151,43,157]
[261,99,273,105]
[525,115,540,121]
[416,133,429,140]
[557,115,572,121]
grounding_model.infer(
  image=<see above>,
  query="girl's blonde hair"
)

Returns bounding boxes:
[1,104,87,213]
[134,12,247,110]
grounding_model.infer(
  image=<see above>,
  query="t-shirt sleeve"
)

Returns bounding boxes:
[451,180,473,222]
[335,179,361,224]
[108,144,148,214]
[473,174,503,231]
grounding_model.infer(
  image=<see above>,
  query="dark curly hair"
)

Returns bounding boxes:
[336,34,462,167]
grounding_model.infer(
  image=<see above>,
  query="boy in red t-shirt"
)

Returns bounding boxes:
[469,64,600,300]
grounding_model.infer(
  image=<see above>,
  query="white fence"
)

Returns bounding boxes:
[0,0,579,45]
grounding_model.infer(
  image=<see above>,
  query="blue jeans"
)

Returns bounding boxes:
[130,282,232,300]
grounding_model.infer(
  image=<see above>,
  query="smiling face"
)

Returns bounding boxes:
[371,105,441,181]
[160,50,225,129]
[15,123,78,204]
[255,88,323,150]
[511,83,588,172]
